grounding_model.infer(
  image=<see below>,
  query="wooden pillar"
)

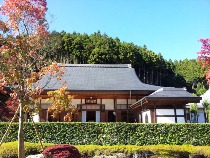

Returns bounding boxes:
[150,109,155,123]
[59,111,65,122]
[77,111,82,122]
[154,108,157,123]
[40,109,47,122]
[126,99,129,122]
[74,113,78,122]
[139,107,142,123]
[174,108,177,123]
[184,106,187,123]
[100,111,106,122]
[116,110,121,122]
[203,109,207,123]
[105,111,108,122]
[153,103,157,123]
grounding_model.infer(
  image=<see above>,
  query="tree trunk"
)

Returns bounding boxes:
[160,69,162,86]
[156,69,159,85]
[204,110,207,123]
[206,112,208,123]
[18,102,25,158]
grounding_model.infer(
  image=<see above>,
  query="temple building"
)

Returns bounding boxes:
[33,64,201,123]
[185,87,210,123]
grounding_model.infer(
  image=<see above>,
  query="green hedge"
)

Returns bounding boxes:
[0,122,209,146]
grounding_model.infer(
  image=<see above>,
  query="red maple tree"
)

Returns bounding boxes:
[197,38,210,83]
[0,0,63,157]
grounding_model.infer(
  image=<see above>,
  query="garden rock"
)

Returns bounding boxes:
[26,154,44,158]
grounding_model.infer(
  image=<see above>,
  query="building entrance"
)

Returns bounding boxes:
[108,111,116,122]
[86,111,96,122]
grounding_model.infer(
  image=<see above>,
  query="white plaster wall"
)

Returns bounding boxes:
[82,99,85,104]
[32,113,40,122]
[71,99,81,106]
[157,117,175,123]
[128,99,137,105]
[117,99,127,104]
[156,109,174,115]
[33,99,40,104]
[102,99,114,110]
[97,99,101,104]
[40,104,50,109]
[176,109,184,115]
[40,99,52,109]
[41,99,53,104]
[41,99,81,109]
[142,110,151,123]
[200,88,210,103]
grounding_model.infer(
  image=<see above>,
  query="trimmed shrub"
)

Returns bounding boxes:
[75,145,210,158]
[0,122,210,146]
[42,144,81,158]
[0,141,54,158]
[0,142,210,158]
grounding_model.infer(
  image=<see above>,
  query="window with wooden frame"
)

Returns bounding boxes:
[116,104,127,110]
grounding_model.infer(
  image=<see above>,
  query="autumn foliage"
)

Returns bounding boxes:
[0,0,48,36]
[47,87,76,121]
[0,88,18,121]
[0,0,66,157]
[0,0,66,115]
[197,38,210,84]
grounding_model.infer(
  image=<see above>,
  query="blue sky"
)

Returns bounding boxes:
[1,0,210,61]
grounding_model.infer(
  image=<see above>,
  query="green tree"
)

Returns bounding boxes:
[190,103,198,123]
[38,30,205,90]
[174,59,206,94]
[202,100,210,123]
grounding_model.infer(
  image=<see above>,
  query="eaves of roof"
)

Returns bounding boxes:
[130,96,201,109]
[41,89,155,95]
[145,96,201,101]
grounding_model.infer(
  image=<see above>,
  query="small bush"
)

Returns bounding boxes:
[0,141,54,158]
[42,144,81,158]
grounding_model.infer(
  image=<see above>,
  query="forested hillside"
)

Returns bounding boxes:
[41,31,207,95]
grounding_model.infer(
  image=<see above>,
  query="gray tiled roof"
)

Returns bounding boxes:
[147,87,196,98]
[130,87,201,109]
[39,64,160,91]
